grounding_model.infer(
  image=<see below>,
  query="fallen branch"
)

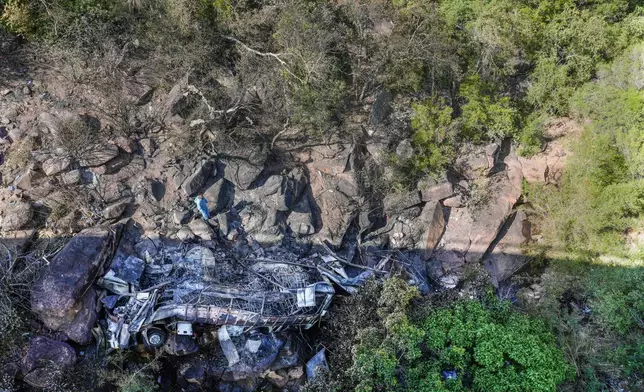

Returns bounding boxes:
[224,36,305,84]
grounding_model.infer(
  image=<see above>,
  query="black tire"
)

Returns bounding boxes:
[143,328,166,348]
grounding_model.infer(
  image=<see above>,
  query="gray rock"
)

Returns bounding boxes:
[383,191,422,214]
[31,226,121,344]
[395,139,414,160]
[416,201,446,260]
[371,90,393,126]
[222,159,263,190]
[421,182,454,202]
[177,227,195,241]
[8,127,24,142]
[124,78,155,106]
[38,112,61,134]
[103,200,128,219]
[14,164,37,191]
[182,161,215,196]
[79,144,119,167]
[203,178,234,214]
[173,210,191,225]
[0,200,32,231]
[42,156,71,176]
[442,195,464,208]
[21,336,76,389]
[454,143,498,180]
[189,219,214,241]
[139,138,156,157]
[111,136,137,153]
[165,81,189,117]
[287,196,316,237]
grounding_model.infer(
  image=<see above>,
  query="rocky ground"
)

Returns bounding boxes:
[0,41,579,391]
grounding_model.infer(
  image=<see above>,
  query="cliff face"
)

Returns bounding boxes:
[0,40,576,293]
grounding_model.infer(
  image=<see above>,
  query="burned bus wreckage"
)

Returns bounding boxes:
[92,222,428,352]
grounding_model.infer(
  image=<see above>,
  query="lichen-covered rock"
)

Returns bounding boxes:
[31,225,121,344]
[21,336,76,389]
[0,200,32,231]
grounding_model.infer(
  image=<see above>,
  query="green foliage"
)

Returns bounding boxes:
[404,98,455,180]
[517,113,545,157]
[378,0,457,93]
[527,7,621,115]
[1,0,38,37]
[459,75,518,141]
[272,1,348,131]
[347,279,571,392]
[527,260,644,390]
[588,267,644,335]
[532,45,644,256]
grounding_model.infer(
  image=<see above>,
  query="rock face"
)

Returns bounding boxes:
[31,225,121,344]
[465,151,523,261]
[0,200,33,231]
[299,144,360,247]
[42,156,71,176]
[484,210,531,287]
[421,181,454,202]
[417,201,446,260]
[519,139,569,184]
[20,336,76,389]
[430,146,524,286]
[79,144,119,167]
[222,158,263,190]
[182,161,215,196]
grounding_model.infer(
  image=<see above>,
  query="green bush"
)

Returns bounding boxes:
[404,98,456,180]
[459,75,518,141]
[347,279,572,392]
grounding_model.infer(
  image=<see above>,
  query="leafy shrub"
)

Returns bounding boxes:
[405,98,456,179]
[1,0,38,37]
[459,75,518,141]
[517,113,546,157]
[347,279,572,392]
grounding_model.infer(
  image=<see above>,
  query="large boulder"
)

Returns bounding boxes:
[454,142,498,180]
[203,178,235,214]
[20,336,76,389]
[79,144,119,167]
[0,200,33,231]
[416,201,446,260]
[182,161,215,196]
[483,210,531,287]
[298,144,360,246]
[261,167,307,212]
[222,158,263,190]
[465,150,523,262]
[431,149,524,284]
[420,181,454,202]
[31,225,121,344]
[103,200,129,220]
[42,156,71,176]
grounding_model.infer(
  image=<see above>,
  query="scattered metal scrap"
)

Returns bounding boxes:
[97,234,425,350]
